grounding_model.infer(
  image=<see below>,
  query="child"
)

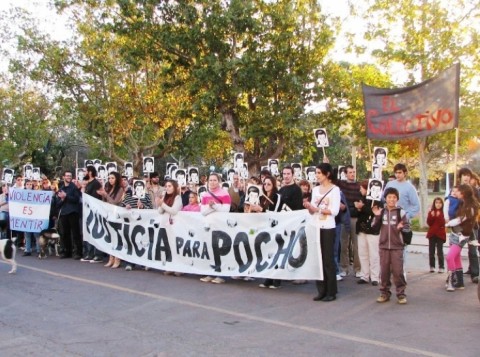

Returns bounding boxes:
[444,184,480,291]
[371,187,410,304]
[426,197,446,273]
[443,186,460,222]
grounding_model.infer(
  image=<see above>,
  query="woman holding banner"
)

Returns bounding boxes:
[199,173,231,284]
[97,172,125,269]
[253,175,283,288]
[156,179,183,276]
[304,163,340,302]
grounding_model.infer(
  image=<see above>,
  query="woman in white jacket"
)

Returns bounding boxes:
[156,180,183,275]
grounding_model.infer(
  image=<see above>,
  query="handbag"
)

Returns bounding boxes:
[207,190,224,205]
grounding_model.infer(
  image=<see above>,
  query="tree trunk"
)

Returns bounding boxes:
[418,138,428,228]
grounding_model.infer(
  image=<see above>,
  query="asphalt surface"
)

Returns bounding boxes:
[0,237,479,357]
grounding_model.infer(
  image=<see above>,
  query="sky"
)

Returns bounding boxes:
[0,0,376,116]
[0,0,366,63]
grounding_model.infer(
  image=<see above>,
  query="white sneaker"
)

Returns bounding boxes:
[355,272,362,278]
[200,276,213,282]
[339,271,347,277]
[336,274,343,281]
[211,277,225,284]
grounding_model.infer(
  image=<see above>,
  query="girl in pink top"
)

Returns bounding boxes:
[182,192,201,212]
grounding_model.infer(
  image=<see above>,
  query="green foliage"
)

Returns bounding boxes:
[108,0,338,172]
[350,0,480,227]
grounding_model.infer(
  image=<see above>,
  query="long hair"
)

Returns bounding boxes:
[261,175,278,198]
[430,197,444,211]
[164,180,179,207]
[457,184,479,220]
[260,175,278,211]
[106,172,122,198]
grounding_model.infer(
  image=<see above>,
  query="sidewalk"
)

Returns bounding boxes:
[407,231,472,257]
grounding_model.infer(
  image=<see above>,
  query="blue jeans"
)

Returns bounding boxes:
[25,232,40,253]
[334,224,343,274]
[83,241,103,260]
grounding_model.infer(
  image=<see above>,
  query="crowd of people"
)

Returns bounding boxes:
[1,161,479,304]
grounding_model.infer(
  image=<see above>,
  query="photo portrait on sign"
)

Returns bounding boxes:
[93,159,102,170]
[85,159,94,168]
[240,163,249,179]
[174,169,187,187]
[366,179,384,201]
[227,168,236,183]
[305,166,316,183]
[197,186,207,203]
[23,164,33,180]
[372,164,382,180]
[244,184,262,206]
[2,168,14,185]
[97,165,108,180]
[32,167,41,180]
[76,168,86,181]
[373,147,388,168]
[291,163,303,181]
[124,162,134,178]
[106,162,117,173]
[233,152,244,170]
[314,128,329,147]
[167,162,178,177]
[268,159,280,176]
[143,157,154,173]
[133,180,146,199]
[338,166,347,181]
[188,167,199,184]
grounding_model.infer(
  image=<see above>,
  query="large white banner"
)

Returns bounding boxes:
[83,195,323,279]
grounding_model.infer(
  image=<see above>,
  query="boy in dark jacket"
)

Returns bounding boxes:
[371,187,410,304]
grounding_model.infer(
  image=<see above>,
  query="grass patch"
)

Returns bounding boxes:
[411,217,428,232]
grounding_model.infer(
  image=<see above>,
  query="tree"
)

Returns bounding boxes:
[8,1,202,173]
[0,76,66,176]
[103,0,338,172]
[350,0,480,226]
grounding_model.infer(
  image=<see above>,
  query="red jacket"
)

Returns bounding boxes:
[426,209,446,241]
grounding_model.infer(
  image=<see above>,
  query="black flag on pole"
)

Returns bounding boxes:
[363,63,460,140]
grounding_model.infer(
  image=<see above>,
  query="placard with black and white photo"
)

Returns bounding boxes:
[314,128,329,147]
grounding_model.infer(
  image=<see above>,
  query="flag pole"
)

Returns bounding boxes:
[453,127,459,185]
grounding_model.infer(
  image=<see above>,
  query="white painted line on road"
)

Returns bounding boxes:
[4,263,449,357]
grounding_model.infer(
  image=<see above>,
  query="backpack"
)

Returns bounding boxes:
[381,207,412,245]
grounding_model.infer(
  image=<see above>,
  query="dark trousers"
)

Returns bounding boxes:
[60,212,82,257]
[379,248,406,297]
[467,243,479,277]
[316,228,337,297]
[83,241,103,260]
[428,236,445,269]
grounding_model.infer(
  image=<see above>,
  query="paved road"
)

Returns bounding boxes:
[0,245,478,357]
